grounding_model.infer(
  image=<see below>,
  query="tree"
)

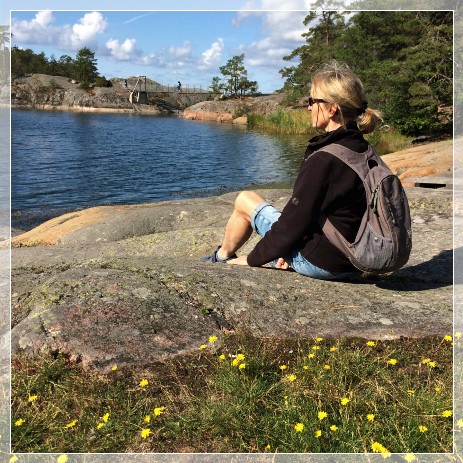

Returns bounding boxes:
[280,11,346,99]
[74,47,99,87]
[0,25,9,83]
[280,11,453,136]
[219,54,258,97]
[209,76,224,94]
[57,55,75,78]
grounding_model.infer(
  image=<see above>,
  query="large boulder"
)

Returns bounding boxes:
[10,186,453,372]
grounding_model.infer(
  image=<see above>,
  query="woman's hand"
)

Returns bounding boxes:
[275,257,291,270]
[227,255,249,266]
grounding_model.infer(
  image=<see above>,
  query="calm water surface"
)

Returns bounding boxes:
[12,109,309,230]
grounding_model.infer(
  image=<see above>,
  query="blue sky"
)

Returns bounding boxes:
[10,8,311,93]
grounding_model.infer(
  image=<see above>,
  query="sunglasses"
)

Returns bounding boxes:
[305,97,328,106]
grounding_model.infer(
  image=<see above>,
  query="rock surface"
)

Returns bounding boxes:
[10,185,453,372]
[183,94,285,122]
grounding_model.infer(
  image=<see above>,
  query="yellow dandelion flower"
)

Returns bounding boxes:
[457,419,463,429]
[387,358,397,365]
[308,353,315,359]
[330,425,338,431]
[367,414,375,421]
[421,358,430,364]
[265,444,271,451]
[287,374,297,382]
[435,386,441,393]
[442,410,452,418]
[238,363,246,370]
[111,365,118,371]
[312,345,320,351]
[139,379,149,387]
[366,341,376,347]
[154,406,165,416]
[28,395,38,403]
[102,413,110,423]
[97,422,105,429]
[330,346,337,352]
[208,335,217,343]
[10,456,18,463]
[444,335,452,342]
[340,397,349,405]
[315,337,323,342]
[279,364,287,370]
[232,358,240,366]
[318,411,328,420]
[236,353,245,362]
[65,420,78,429]
[14,418,25,427]
[323,364,331,370]
[303,365,309,370]
[219,354,226,361]
[199,344,207,350]
[294,422,304,432]
[404,454,416,462]
[407,389,415,395]
[419,425,428,432]
[57,455,68,463]
[140,428,151,438]
[144,415,151,423]
[315,429,322,438]
[429,361,436,368]
[456,332,461,339]
[371,441,389,453]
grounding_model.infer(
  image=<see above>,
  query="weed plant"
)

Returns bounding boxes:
[12,333,454,454]
[248,109,412,154]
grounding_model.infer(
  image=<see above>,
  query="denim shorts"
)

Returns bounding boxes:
[250,202,350,280]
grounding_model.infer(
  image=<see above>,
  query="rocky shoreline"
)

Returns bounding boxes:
[9,183,453,372]
[7,74,456,372]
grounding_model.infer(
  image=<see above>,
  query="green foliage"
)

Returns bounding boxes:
[216,54,259,97]
[11,46,100,85]
[248,109,314,135]
[281,11,453,137]
[12,334,453,453]
[74,47,99,86]
[95,76,113,88]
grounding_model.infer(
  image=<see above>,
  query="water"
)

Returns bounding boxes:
[12,109,309,231]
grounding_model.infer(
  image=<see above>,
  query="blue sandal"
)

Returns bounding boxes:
[201,246,237,263]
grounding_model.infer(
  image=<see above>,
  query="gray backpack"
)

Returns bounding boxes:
[318,144,412,274]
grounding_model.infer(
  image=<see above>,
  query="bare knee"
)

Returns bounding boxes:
[235,190,266,218]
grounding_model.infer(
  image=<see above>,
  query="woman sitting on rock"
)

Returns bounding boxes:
[201,61,383,280]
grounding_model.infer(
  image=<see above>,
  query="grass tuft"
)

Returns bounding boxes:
[12,333,454,453]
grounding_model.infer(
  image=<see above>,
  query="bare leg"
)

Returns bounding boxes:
[218,190,266,259]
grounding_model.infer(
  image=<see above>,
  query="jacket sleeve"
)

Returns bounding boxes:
[247,152,332,267]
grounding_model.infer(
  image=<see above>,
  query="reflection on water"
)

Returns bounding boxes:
[12,109,309,230]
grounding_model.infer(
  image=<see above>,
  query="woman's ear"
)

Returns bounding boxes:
[330,105,340,117]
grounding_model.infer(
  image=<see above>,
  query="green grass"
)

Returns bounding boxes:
[12,333,454,454]
[248,108,412,154]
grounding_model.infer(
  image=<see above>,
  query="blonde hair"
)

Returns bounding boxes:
[311,60,382,134]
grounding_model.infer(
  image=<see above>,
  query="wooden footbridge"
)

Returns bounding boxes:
[126,76,211,110]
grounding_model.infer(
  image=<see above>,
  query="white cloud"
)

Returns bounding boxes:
[199,38,224,69]
[168,41,193,58]
[70,12,107,49]
[33,10,54,27]
[232,7,307,74]
[12,11,107,52]
[106,38,137,61]
[12,10,59,45]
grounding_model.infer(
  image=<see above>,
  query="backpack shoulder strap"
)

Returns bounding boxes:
[315,143,384,180]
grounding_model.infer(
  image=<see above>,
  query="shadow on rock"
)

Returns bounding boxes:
[362,249,453,291]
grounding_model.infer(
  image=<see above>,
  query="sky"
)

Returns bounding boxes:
[10,8,312,93]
